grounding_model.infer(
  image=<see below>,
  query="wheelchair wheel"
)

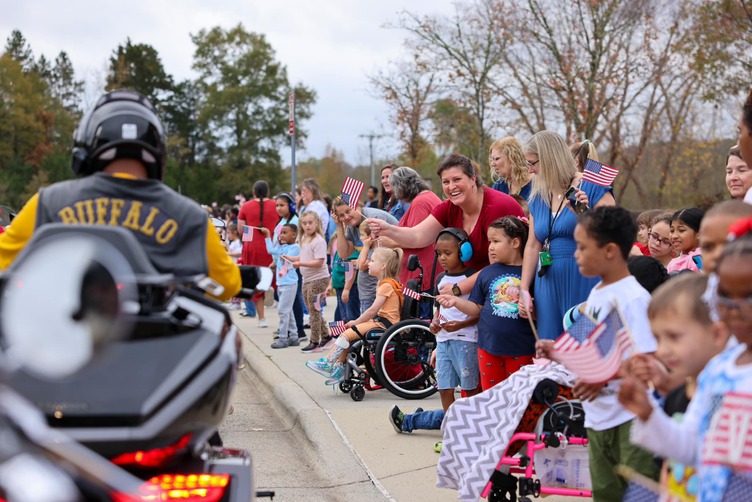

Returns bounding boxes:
[339,381,353,393]
[374,319,437,400]
[350,386,365,401]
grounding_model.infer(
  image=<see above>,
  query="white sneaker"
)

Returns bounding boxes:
[303,313,310,325]
[258,319,269,328]
[269,301,279,309]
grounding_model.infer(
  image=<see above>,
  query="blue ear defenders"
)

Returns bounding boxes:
[277,192,296,215]
[437,227,473,263]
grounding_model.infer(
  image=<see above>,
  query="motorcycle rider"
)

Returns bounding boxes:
[0,89,240,300]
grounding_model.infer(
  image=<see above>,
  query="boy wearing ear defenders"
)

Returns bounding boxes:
[430,228,481,410]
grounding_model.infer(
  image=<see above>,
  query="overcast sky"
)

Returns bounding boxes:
[2,1,457,167]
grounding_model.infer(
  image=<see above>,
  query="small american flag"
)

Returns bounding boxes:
[340,177,365,208]
[242,226,254,242]
[550,308,632,384]
[343,261,355,283]
[329,321,347,337]
[402,286,422,301]
[582,159,618,187]
[438,312,449,325]
[314,293,327,311]
[702,392,752,471]
[278,258,290,278]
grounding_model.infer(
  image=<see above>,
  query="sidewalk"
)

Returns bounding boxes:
[231,300,456,502]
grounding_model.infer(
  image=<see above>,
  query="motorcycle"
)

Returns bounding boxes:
[0,223,273,501]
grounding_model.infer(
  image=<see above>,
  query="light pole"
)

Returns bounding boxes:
[359,132,384,187]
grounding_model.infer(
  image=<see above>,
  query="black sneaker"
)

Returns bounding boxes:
[389,405,405,433]
[300,342,319,353]
[413,407,424,414]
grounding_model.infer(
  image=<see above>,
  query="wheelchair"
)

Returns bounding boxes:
[338,255,438,402]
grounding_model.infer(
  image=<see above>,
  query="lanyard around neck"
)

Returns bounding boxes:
[546,193,567,246]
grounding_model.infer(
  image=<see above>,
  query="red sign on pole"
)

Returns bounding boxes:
[288,92,295,136]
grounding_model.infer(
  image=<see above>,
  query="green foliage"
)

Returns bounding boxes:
[106,38,174,104]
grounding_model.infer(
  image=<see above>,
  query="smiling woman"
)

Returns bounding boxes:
[366,154,524,273]
[725,146,752,200]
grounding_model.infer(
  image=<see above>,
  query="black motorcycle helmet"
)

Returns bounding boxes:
[71,89,167,180]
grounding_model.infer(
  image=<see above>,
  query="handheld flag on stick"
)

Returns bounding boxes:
[438,312,449,325]
[343,261,355,283]
[550,307,632,384]
[278,258,290,278]
[242,226,254,242]
[340,177,365,208]
[402,286,422,301]
[582,159,619,187]
[702,392,752,472]
[329,321,347,337]
[314,293,327,311]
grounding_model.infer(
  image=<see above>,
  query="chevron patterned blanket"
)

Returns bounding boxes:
[436,362,577,501]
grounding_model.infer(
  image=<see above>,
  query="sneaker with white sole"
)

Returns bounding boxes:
[389,405,405,433]
[258,319,269,328]
[305,357,333,377]
[324,362,345,385]
[299,342,319,353]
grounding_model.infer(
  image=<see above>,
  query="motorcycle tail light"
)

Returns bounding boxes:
[112,473,230,501]
[111,434,192,468]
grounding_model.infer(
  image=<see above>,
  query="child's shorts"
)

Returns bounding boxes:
[436,339,479,391]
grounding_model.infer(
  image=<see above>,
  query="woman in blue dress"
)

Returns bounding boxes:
[519,131,615,340]
[489,136,533,201]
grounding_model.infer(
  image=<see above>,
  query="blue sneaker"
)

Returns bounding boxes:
[305,357,333,377]
[324,362,345,386]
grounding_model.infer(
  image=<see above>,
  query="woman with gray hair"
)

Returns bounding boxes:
[378,166,441,290]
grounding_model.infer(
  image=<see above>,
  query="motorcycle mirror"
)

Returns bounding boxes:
[0,235,137,379]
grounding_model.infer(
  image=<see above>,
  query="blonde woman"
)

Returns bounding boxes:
[489,137,533,200]
[519,131,615,341]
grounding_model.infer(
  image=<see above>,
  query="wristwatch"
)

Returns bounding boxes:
[452,284,462,297]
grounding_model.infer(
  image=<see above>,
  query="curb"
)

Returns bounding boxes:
[238,327,388,499]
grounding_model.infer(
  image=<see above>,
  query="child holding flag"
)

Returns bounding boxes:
[536,206,658,501]
[305,247,404,386]
[261,224,300,348]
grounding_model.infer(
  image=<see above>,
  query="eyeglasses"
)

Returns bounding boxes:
[716,295,752,317]
[648,233,671,247]
[489,156,502,163]
[526,159,540,168]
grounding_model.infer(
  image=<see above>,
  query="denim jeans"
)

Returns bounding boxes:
[336,288,361,321]
[402,409,445,433]
[277,284,297,342]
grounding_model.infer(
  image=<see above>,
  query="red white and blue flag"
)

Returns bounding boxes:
[583,159,619,187]
[438,312,449,325]
[343,261,355,283]
[278,258,290,278]
[402,286,422,301]
[340,177,365,208]
[314,293,327,311]
[242,225,254,242]
[550,308,632,384]
[329,321,347,337]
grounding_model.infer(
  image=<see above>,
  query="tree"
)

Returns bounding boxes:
[50,51,84,114]
[4,30,34,72]
[190,24,316,200]
[106,38,174,104]
[397,0,508,161]
[369,55,438,168]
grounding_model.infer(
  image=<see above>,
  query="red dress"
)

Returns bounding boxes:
[238,198,279,268]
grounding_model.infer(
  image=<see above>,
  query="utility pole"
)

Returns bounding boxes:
[359,132,384,187]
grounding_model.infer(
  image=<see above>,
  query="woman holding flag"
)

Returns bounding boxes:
[518,130,616,341]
